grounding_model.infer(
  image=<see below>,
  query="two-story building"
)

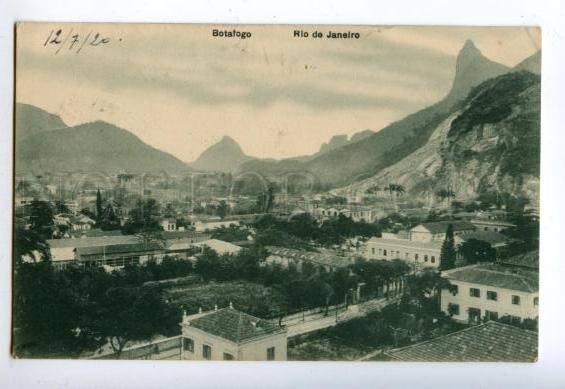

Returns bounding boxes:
[441,262,538,324]
[364,236,442,268]
[180,305,287,361]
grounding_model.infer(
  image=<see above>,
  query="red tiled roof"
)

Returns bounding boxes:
[386,321,537,362]
[187,308,285,343]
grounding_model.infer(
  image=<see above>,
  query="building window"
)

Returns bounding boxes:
[371,248,375,255]
[451,285,459,295]
[424,255,428,262]
[267,347,275,361]
[470,288,481,298]
[223,352,234,360]
[415,254,419,261]
[512,295,521,305]
[431,256,435,263]
[468,307,481,323]
[383,249,387,256]
[448,303,460,316]
[203,344,212,360]
[183,338,194,353]
[486,291,498,301]
[485,310,498,321]
[534,297,539,306]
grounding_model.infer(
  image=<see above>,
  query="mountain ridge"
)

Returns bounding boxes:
[16,118,190,174]
[238,39,512,188]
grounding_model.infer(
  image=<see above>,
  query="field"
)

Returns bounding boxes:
[164,280,288,319]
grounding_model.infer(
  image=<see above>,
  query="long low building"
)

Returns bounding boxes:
[364,237,442,269]
[45,234,240,270]
[75,242,165,268]
[265,246,354,273]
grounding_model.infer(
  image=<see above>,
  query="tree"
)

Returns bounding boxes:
[217,200,229,220]
[121,198,162,235]
[79,208,96,220]
[27,200,55,240]
[54,200,72,215]
[94,286,177,356]
[96,189,103,223]
[439,224,456,270]
[458,239,496,265]
[386,183,405,210]
[13,225,50,264]
[12,263,104,357]
[99,202,121,230]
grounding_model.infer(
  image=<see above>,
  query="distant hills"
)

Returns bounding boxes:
[15,112,190,174]
[512,50,541,75]
[15,102,68,141]
[15,41,540,193]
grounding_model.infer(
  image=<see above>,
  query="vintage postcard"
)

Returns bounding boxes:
[13,23,540,361]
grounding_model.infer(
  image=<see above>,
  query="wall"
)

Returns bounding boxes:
[239,333,288,361]
[440,279,539,323]
[181,326,240,361]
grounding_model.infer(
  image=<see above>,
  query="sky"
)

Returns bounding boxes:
[16,23,541,162]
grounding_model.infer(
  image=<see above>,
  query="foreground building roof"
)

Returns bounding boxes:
[442,263,538,293]
[186,307,285,344]
[386,321,537,362]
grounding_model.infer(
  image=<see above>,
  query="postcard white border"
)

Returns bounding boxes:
[1,0,565,388]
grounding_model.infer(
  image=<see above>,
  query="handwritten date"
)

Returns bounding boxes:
[44,29,113,54]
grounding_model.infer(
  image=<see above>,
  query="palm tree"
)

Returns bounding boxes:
[436,188,455,208]
[387,184,405,211]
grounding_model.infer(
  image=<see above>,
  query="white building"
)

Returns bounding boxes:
[160,218,177,231]
[314,205,377,223]
[441,263,538,324]
[180,305,287,361]
[365,236,442,268]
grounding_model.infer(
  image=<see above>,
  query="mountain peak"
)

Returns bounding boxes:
[445,39,510,104]
[461,39,478,52]
[190,135,253,172]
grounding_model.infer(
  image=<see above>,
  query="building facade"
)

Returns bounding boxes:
[364,236,442,269]
[441,263,538,323]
